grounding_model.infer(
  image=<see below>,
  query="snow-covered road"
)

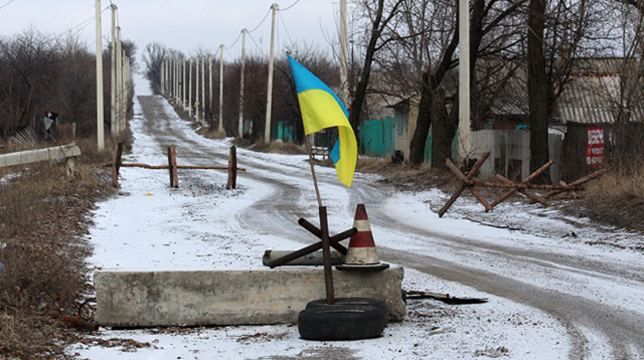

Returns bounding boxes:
[71,93,643,360]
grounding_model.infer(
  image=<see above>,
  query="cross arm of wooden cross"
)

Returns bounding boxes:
[539,168,607,201]
[438,152,491,217]
[265,222,357,268]
[495,174,548,206]
[489,160,553,209]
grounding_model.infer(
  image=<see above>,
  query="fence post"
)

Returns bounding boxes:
[227,145,237,189]
[65,157,76,177]
[111,142,123,188]
[167,145,179,188]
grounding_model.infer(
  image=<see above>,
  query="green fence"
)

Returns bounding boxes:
[359,117,394,158]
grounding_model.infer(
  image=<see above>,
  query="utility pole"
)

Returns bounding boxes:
[122,53,129,131]
[95,0,105,151]
[458,0,471,162]
[161,60,165,96]
[338,0,350,106]
[238,29,247,138]
[201,54,206,126]
[182,59,187,110]
[209,55,213,121]
[116,26,122,133]
[189,58,193,117]
[264,3,278,143]
[196,56,201,124]
[110,4,117,137]
[218,44,224,133]
[177,57,181,104]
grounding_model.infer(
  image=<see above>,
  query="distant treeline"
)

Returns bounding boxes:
[0,29,136,141]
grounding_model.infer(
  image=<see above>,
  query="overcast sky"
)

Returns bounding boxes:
[0,0,340,63]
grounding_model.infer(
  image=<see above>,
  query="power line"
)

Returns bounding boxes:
[248,7,272,33]
[280,0,300,12]
[279,12,294,46]
[247,31,264,53]
[225,31,243,50]
[0,0,17,11]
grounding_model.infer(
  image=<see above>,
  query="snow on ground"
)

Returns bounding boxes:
[382,191,644,316]
[70,94,572,359]
[71,268,567,360]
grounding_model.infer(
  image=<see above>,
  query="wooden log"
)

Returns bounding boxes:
[540,168,607,200]
[490,160,554,208]
[103,162,247,171]
[438,153,490,217]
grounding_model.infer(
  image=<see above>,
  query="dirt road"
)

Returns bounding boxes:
[138,95,644,360]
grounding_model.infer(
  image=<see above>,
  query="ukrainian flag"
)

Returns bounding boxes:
[288,56,357,187]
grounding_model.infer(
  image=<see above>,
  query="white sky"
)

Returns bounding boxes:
[0,0,340,63]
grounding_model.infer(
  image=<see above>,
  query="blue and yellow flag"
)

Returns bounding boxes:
[288,56,357,187]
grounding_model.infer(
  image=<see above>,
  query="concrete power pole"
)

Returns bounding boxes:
[95,0,105,151]
[110,4,117,137]
[338,0,350,106]
[238,29,247,138]
[201,55,206,126]
[218,44,224,133]
[196,57,201,124]
[161,60,165,96]
[120,50,125,130]
[189,58,193,117]
[458,0,471,162]
[177,58,181,104]
[209,55,213,121]
[264,3,278,144]
[122,54,129,132]
[182,60,187,109]
[116,27,122,132]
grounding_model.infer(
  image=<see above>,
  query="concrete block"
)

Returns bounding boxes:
[95,266,405,328]
[0,143,81,169]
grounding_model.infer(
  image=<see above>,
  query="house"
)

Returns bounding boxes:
[360,58,643,182]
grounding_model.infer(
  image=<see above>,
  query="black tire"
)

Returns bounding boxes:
[298,304,386,341]
[306,297,388,317]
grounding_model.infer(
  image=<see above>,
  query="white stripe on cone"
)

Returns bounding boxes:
[354,219,371,232]
[344,247,380,265]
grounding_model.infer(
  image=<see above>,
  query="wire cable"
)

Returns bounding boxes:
[279,12,294,46]
[248,7,272,33]
[247,31,264,54]
[0,0,17,11]
[225,31,243,50]
[280,0,300,12]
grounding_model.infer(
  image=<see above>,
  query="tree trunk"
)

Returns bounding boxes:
[409,72,433,164]
[430,89,457,169]
[527,0,551,183]
[348,0,385,134]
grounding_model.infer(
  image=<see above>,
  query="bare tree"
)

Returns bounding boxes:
[350,0,405,131]
[143,43,168,95]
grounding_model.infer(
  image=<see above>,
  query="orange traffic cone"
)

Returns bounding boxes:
[337,204,389,271]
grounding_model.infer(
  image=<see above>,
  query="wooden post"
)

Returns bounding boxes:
[167,145,178,188]
[111,142,123,188]
[319,206,335,305]
[227,145,237,190]
[65,157,76,177]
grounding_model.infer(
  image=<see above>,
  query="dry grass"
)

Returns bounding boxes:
[584,164,644,202]
[250,141,306,155]
[0,147,113,358]
[198,127,227,140]
[580,163,644,231]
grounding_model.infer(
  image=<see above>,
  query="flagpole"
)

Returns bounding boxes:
[304,135,323,208]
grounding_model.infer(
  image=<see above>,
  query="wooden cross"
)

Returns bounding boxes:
[438,152,491,217]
